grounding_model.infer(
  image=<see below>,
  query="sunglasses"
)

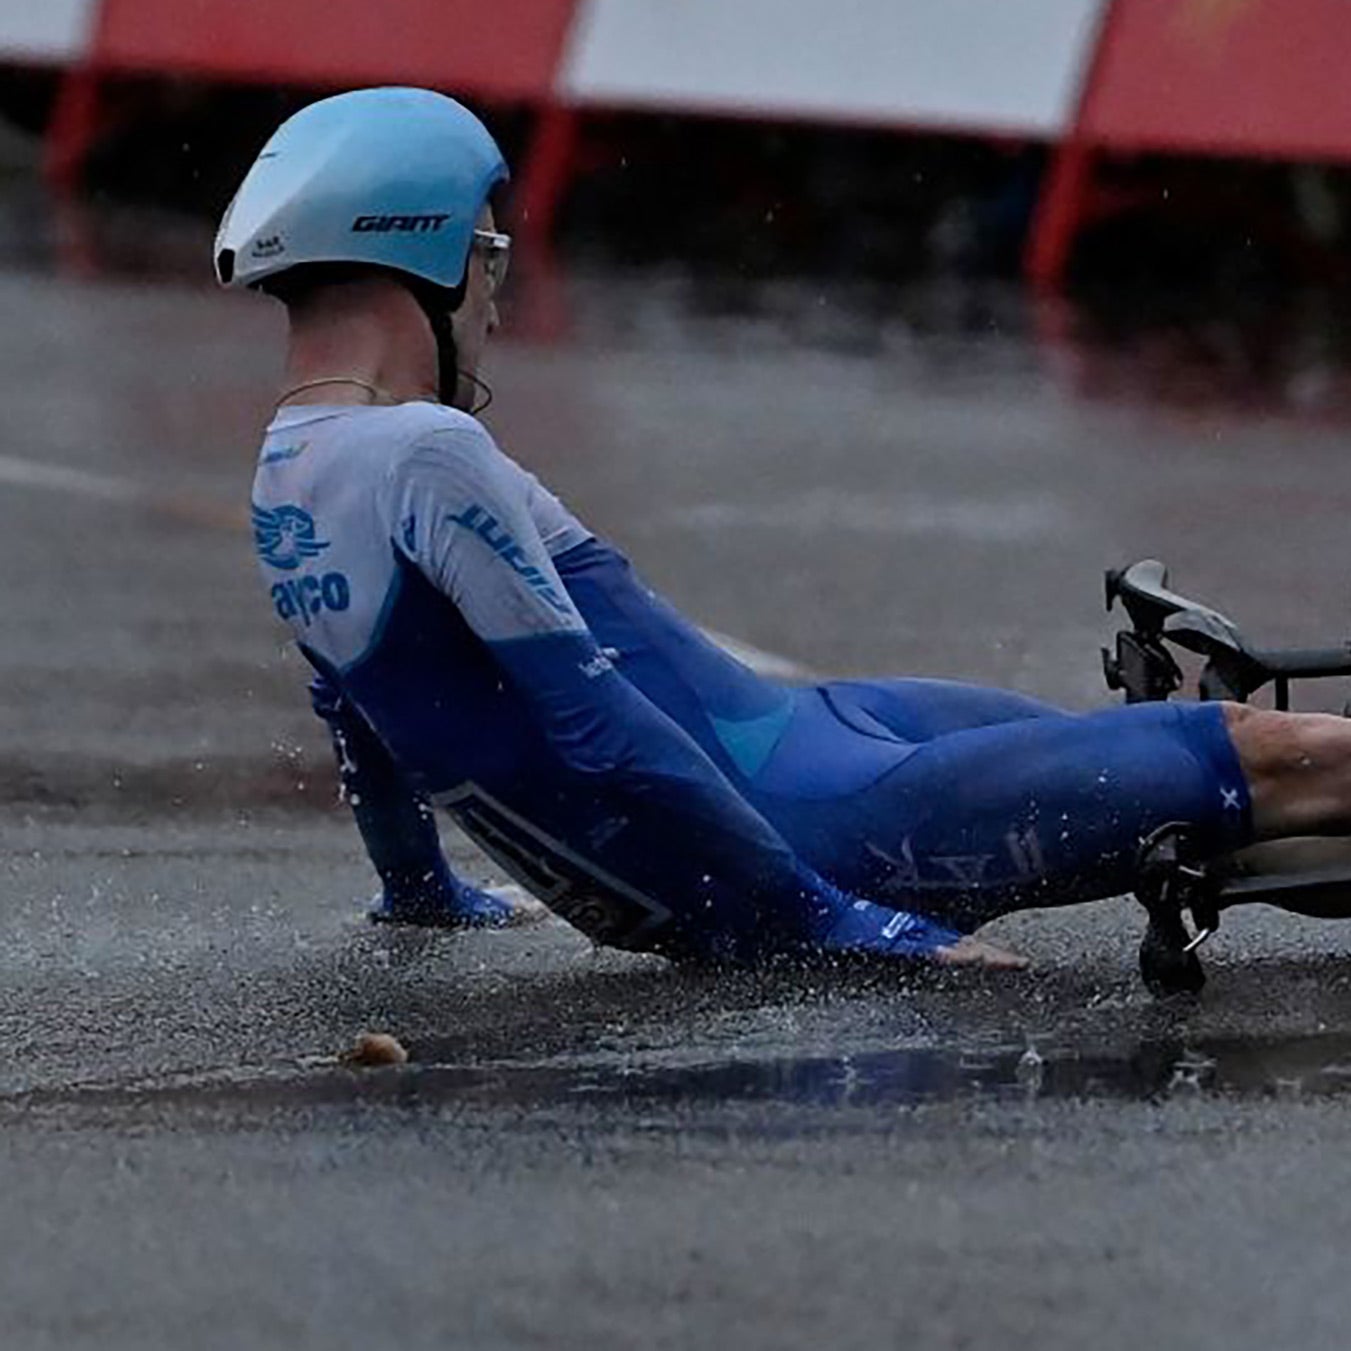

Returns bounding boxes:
[471,229,511,292]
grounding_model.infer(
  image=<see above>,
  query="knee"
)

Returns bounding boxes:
[1222,702,1351,836]
[1222,702,1345,775]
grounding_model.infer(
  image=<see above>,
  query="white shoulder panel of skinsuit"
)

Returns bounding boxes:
[250,402,592,668]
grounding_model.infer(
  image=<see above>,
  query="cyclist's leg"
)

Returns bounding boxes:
[1225,702,1351,839]
[1206,703,1351,918]
[822,677,1065,743]
[808,700,1252,932]
[838,687,1351,845]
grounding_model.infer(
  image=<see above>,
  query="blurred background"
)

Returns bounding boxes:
[4,0,1351,402]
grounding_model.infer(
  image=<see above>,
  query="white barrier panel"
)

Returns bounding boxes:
[0,0,95,61]
[563,0,1106,136]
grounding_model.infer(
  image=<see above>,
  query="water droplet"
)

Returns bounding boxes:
[1016,1044,1045,1096]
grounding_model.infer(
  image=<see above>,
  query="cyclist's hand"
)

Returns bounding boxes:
[933,935,1029,970]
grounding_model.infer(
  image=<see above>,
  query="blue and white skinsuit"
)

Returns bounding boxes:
[252,402,1254,963]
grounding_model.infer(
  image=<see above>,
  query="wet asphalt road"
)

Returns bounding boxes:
[6,217,1351,1349]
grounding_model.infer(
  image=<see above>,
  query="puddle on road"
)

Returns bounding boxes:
[386,1030,1351,1109]
[16,1029,1351,1124]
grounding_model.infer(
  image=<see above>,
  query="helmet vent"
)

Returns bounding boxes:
[216,249,235,284]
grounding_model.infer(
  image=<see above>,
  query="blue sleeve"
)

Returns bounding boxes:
[309,670,457,905]
[388,433,879,960]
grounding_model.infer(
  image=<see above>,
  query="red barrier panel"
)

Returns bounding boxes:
[91,0,579,102]
[1082,0,1351,161]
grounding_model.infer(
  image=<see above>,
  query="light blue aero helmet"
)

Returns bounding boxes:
[214,86,508,295]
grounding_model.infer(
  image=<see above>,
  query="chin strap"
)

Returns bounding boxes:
[422,302,491,414]
[460,370,493,415]
[409,281,493,416]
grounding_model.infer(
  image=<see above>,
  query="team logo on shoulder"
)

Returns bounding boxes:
[251,502,329,571]
[448,502,574,616]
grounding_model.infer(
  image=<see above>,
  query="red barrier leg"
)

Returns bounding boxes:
[44,67,104,195]
[515,103,580,250]
[1025,0,1129,290]
[509,103,581,343]
[1026,140,1096,290]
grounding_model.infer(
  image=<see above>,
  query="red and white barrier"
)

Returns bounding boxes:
[1083,0,1351,161]
[11,0,1351,285]
[0,0,97,64]
[1028,0,1351,285]
[90,0,579,103]
[561,0,1105,137]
